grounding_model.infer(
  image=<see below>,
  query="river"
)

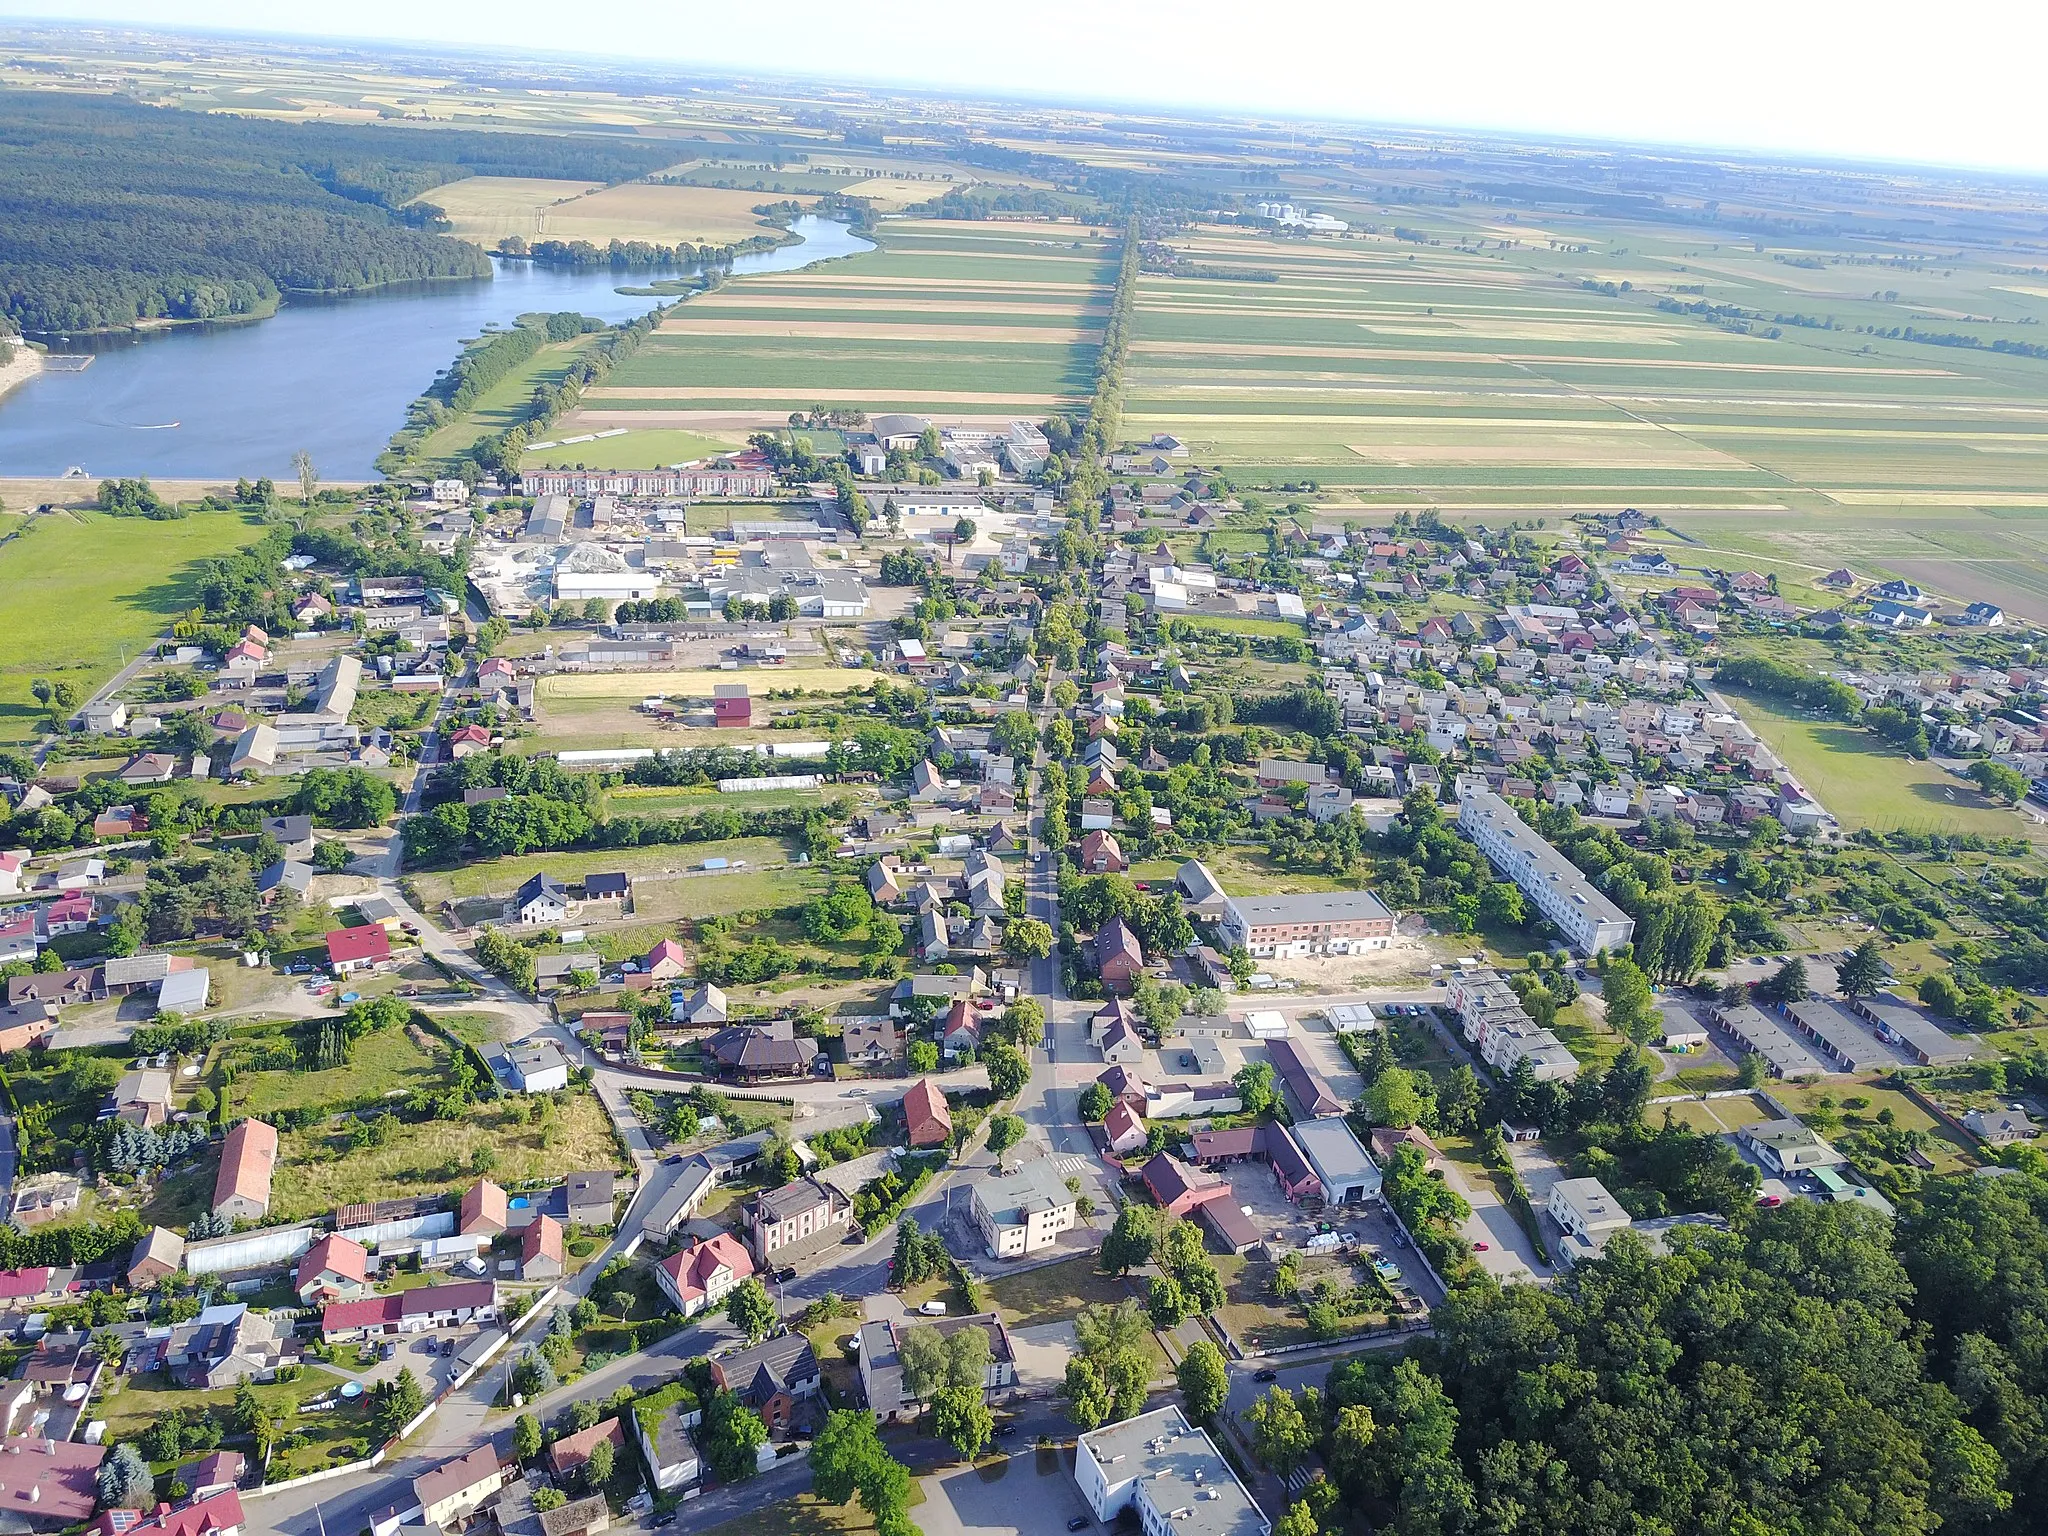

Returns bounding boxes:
[0,214,874,481]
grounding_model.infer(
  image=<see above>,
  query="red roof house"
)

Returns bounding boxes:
[520,1214,565,1280]
[0,1435,105,1524]
[655,1232,752,1317]
[325,925,391,976]
[94,1490,245,1536]
[1140,1152,1230,1219]
[459,1178,508,1236]
[294,1233,369,1304]
[212,1118,278,1223]
[1095,918,1145,994]
[0,1267,55,1303]
[448,724,492,759]
[1103,1101,1147,1155]
[1079,829,1126,873]
[643,938,689,982]
[712,683,752,727]
[902,1078,953,1149]
[547,1417,626,1480]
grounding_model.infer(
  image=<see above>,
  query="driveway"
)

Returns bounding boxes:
[1507,1141,1566,1208]
[1438,1158,1550,1285]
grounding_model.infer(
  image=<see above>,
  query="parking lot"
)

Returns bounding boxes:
[917,1444,1093,1536]
[340,1324,486,1393]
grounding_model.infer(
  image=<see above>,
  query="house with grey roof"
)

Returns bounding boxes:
[970,1157,1076,1259]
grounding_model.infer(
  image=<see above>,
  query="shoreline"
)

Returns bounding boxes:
[0,345,43,404]
[23,268,497,347]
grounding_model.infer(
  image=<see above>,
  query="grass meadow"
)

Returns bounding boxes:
[1721,688,2040,843]
[0,506,264,743]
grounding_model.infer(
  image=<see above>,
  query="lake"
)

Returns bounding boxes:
[0,214,873,481]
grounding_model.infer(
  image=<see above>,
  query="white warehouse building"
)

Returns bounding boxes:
[553,544,660,602]
[556,571,661,602]
[1456,786,1635,956]
[1076,1407,1268,1536]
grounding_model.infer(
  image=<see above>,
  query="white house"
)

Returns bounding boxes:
[508,1041,570,1093]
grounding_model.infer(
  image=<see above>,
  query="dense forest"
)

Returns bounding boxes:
[1252,1171,2048,1536]
[0,90,679,332]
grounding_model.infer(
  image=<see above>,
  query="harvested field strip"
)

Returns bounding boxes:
[687,299,1106,318]
[653,320,1102,342]
[1129,340,1956,374]
[584,387,1072,404]
[739,276,1100,293]
[559,409,1053,431]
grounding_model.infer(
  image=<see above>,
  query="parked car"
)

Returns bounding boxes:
[1068,1520,1092,1531]
[1253,1368,1277,1382]
[918,1300,948,1316]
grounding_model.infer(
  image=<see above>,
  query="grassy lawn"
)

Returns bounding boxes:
[982,1255,1140,1327]
[604,785,837,816]
[269,1089,626,1222]
[522,427,746,470]
[97,1369,377,1481]
[412,837,806,904]
[799,1309,866,1409]
[6,1047,135,1175]
[1723,689,2041,845]
[693,1492,895,1536]
[1649,1093,1777,1135]
[1212,1252,1385,1351]
[1766,1078,1978,1172]
[223,1020,446,1119]
[540,668,887,700]
[0,507,265,743]
[1166,615,1307,640]
[1665,1062,1743,1095]
[1549,998,1629,1073]
[415,335,603,465]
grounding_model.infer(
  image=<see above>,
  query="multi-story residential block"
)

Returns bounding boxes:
[1446,968,1579,1081]
[1456,787,1634,955]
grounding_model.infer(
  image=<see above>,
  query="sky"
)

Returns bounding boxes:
[21,0,2048,176]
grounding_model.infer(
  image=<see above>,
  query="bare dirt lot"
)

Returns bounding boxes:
[1255,935,1446,992]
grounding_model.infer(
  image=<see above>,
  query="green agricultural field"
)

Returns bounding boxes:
[1722,689,2040,844]
[98,1371,378,1481]
[224,1020,447,1119]
[540,220,1114,436]
[269,1088,626,1221]
[1120,218,2048,621]
[0,507,264,743]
